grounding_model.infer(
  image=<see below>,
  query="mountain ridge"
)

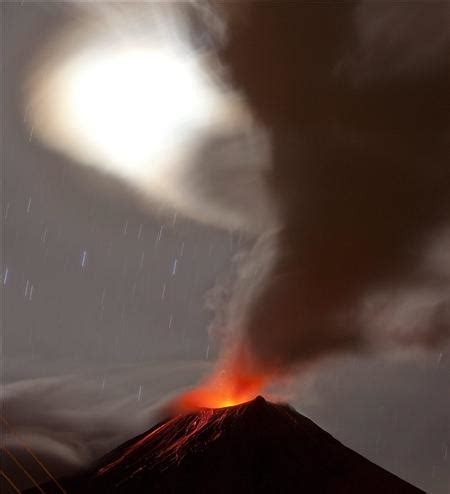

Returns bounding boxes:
[25,396,424,493]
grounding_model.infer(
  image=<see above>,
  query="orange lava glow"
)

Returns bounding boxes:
[174,366,267,412]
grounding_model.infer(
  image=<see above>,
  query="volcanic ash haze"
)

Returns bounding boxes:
[25,2,450,390]
[24,397,423,494]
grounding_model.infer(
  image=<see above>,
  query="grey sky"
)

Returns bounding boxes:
[2,3,449,494]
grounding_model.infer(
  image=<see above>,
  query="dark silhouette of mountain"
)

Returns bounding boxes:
[25,396,423,493]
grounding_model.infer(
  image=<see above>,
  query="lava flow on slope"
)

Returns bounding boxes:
[26,396,423,494]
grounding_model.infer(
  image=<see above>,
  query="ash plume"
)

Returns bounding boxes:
[25,2,450,379]
[215,2,450,374]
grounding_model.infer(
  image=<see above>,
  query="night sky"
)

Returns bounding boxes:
[2,3,449,494]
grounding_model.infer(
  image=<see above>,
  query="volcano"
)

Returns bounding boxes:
[26,396,422,493]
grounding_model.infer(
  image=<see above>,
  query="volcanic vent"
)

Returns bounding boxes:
[27,396,422,493]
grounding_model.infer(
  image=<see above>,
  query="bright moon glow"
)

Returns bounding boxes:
[26,22,264,230]
[57,44,223,179]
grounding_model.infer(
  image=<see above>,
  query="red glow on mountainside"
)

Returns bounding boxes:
[174,366,267,411]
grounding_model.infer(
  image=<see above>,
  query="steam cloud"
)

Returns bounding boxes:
[26,2,450,377]
[1,363,208,489]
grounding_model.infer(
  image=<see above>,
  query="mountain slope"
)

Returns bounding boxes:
[26,396,423,493]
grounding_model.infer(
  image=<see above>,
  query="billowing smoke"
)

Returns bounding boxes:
[215,2,450,375]
[25,2,450,381]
